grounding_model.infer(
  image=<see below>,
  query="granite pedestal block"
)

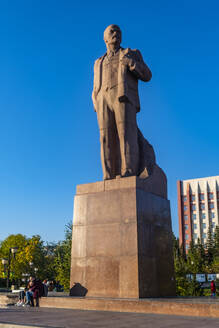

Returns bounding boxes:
[70,176,175,298]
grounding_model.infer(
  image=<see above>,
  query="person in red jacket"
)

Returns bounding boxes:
[211,280,216,297]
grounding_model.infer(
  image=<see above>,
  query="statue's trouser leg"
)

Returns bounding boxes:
[97,95,116,179]
[114,101,139,176]
[99,127,117,179]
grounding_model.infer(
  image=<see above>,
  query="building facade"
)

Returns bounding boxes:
[177,176,219,251]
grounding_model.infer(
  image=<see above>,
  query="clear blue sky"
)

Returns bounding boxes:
[0,1,219,243]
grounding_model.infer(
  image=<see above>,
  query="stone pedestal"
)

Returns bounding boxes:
[70,176,175,298]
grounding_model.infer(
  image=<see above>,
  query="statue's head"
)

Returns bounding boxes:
[104,24,122,48]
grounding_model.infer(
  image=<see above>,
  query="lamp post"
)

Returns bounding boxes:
[6,247,18,289]
[1,258,8,285]
[1,248,18,289]
[1,258,8,270]
[29,261,35,276]
[22,273,29,285]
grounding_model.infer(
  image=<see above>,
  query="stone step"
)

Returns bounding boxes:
[0,294,18,307]
[40,296,219,318]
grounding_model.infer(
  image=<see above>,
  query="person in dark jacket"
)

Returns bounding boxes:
[30,278,44,307]
[42,280,48,297]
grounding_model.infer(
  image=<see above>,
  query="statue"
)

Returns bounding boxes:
[92,24,159,182]
[69,26,175,299]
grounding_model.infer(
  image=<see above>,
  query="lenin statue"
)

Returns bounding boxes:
[92,25,157,181]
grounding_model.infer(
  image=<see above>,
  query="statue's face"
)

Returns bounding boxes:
[104,25,121,47]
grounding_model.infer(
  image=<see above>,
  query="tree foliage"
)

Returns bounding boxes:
[174,227,219,296]
[0,222,72,290]
[0,234,47,284]
[53,222,72,291]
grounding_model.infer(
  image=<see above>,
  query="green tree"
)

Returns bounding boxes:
[173,236,205,296]
[205,227,215,271]
[42,242,58,281]
[211,226,219,273]
[187,238,206,274]
[213,226,219,256]
[173,235,189,295]
[53,222,72,291]
[0,234,48,286]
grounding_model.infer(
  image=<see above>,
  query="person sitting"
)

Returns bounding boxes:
[23,277,44,307]
[30,277,44,307]
[24,280,34,306]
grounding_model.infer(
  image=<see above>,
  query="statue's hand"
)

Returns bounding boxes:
[120,53,135,68]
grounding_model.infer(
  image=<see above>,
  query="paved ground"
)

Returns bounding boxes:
[1,307,219,328]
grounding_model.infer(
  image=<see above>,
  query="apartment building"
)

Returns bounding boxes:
[177,176,219,251]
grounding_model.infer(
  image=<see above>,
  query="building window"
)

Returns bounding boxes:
[212,222,216,228]
[186,244,189,250]
[192,213,196,220]
[182,196,187,202]
[184,215,188,221]
[209,203,214,209]
[185,234,189,240]
[193,233,198,239]
[184,205,187,212]
[184,224,188,230]
[201,204,205,210]
[201,212,206,219]
[191,204,196,211]
[208,193,214,200]
[203,233,207,239]
[202,223,206,229]
[191,195,196,202]
[209,212,215,219]
[200,194,204,201]
[193,224,197,230]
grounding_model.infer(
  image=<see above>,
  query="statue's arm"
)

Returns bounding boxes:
[122,49,152,82]
[92,92,97,112]
[92,60,98,112]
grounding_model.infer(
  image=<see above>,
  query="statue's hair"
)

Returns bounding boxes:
[103,24,121,42]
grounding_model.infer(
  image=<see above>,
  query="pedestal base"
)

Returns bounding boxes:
[70,176,175,298]
[40,296,219,318]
